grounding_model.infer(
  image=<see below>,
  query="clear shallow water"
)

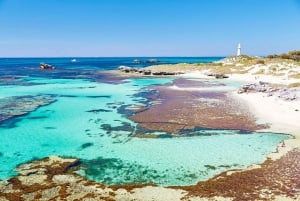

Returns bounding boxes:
[0,57,291,186]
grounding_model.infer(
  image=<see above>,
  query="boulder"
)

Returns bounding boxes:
[152,71,164,76]
[215,74,229,79]
[143,70,152,75]
[40,63,55,70]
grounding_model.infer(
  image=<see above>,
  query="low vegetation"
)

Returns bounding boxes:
[144,50,300,78]
[255,59,265,65]
[266,50,300,61]
[253,69,265,75]
[290,73,300,79]
[288,82,300,88]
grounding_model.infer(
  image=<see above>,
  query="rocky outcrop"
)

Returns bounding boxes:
[238,81,272,94]
[238,82,299,101]
[206,73,229,79]
[152,71,176,76]
[117,66,183,76]
[215,74,229,79]
[0,156,116,201]
[40,63,55,70]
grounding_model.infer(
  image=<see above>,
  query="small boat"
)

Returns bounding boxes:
[133,59,141,64]
[71,59,77,62]
[146,59,158,63]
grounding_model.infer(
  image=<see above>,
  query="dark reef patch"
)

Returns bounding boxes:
[27,116,48,120]
[117,104,136,117]
[0,117,21,128]
[204,165,217,170]
[106,102,125,110]
[80,157,209,186]
[0,95,56,126]
[236,130,254,134]
[77,86,96,89]
[100,122,135,135]
[133,124,245,139]
[14,152,22,157]
[44,126,56,130]
[157,134,173,138]
[81,142,94,149]
[59,95,78,98]
[86,109,112,113]
[86,95,111,98]
[80,157,160,185]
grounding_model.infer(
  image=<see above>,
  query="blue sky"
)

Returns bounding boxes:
[0,0,300,57]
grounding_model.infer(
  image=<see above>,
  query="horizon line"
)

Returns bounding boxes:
[0,56,229,59]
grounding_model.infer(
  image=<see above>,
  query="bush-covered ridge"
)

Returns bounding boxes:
[266,50,300,61]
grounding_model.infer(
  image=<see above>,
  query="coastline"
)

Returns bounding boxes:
[113,60,300,200]
[180,69,300,160]
[1,58,300,200]
[231,82,300,161]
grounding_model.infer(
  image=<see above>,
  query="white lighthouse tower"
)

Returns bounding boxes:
[237,43,241,56]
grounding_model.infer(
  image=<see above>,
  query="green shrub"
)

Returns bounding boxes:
[289,50,300,56]
[280,54,292,60]
[266,54,278,59]
[288,82,300,88]
[266,50,300,61]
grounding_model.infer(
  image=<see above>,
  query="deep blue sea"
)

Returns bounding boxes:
[0,57,222,73]
[0,57,290,186]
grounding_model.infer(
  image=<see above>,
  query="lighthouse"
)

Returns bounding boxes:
[237,43,241,56]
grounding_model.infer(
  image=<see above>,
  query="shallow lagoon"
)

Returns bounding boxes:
[0,76,290,186]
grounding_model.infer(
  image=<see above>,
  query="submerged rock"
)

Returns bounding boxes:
[40,63,55,70]
[0,95,56,125]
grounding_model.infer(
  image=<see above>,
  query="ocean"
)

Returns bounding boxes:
[0,57,290,186]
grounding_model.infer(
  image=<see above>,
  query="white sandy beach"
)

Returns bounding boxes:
[233,86,300,163]
[183,69,300,162]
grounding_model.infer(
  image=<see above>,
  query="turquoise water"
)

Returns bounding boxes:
[0,76,290,186]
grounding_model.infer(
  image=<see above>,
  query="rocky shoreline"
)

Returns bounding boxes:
[117,65,184,76]
[117,66,230,79]
[1,55,300,200]
[238,81,299,101]
[1,147,299,201]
